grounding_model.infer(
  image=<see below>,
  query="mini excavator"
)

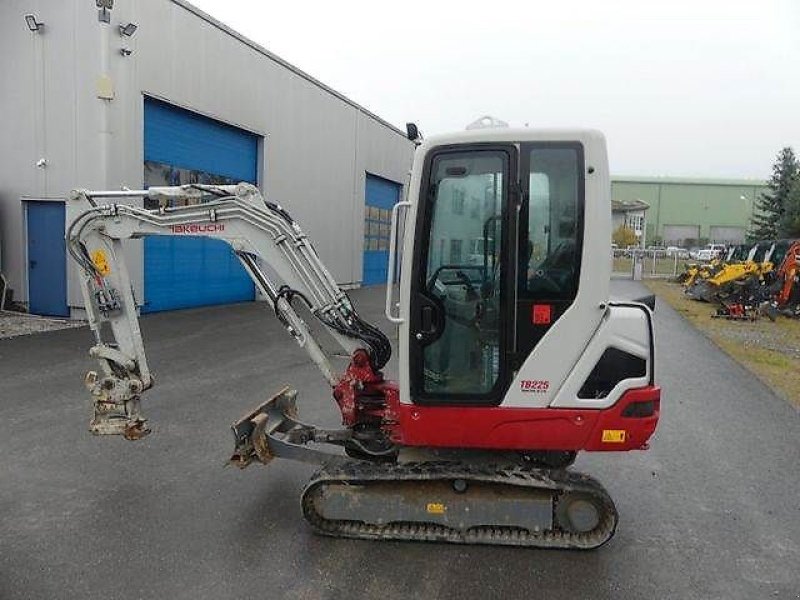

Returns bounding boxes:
[67,128,659,549]
[770,240,800,314]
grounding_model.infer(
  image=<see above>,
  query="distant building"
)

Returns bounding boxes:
[612,199,650,246]
[611,176,768,247]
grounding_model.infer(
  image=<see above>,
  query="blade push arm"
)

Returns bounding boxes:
[67,183,391,438]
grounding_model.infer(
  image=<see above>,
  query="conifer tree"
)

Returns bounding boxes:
[748,147,798,241]
[779,175,800,238]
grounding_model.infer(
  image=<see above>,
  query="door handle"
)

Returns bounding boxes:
[415,295,444,344]
[421,305,435,332]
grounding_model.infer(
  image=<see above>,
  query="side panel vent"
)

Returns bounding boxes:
[578,347,646,399]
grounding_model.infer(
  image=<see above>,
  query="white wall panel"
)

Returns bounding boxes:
[0,0,413,309]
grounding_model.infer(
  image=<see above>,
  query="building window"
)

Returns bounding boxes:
[626,214,644,232]
[450,239,463,263]
[452,187,465,215]
[143,160,237,208]
[363,206,392,251]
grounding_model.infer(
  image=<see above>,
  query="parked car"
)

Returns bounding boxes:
[646,246,667,258]
[666,246,690,259]
[696,244,726,261]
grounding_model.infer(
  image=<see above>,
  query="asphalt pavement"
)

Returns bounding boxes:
[1,281,798,599]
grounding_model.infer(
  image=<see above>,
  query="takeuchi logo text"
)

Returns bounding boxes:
[169,223,225,233]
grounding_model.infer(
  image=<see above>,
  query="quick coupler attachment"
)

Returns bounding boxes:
[85,371,150,441]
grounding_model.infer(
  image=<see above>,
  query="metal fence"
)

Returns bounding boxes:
[611,248,689,279]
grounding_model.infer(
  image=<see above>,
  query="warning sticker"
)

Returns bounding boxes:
[426,502,446,515]
[91,249,111,276]
[601,429,627,443]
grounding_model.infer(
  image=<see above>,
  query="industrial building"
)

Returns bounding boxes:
[611,176,768,247]
[0,0,413,317]
[0,2,773,318]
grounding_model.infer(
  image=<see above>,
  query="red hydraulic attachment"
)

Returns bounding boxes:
[332,349,399,427]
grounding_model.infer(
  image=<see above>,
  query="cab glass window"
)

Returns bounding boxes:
[522,147,582,300]
[422,150,506,395]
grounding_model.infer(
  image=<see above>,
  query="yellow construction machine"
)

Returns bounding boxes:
[684,242,774,302]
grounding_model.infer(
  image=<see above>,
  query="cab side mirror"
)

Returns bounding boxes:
[406,122,420,141]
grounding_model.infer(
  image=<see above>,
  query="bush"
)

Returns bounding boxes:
[613,225,637,248]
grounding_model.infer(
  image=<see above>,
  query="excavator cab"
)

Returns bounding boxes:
[390,130,656,450]
[403,141,586,405]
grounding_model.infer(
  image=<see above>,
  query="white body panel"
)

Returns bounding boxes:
[397,128,651,410]
[547,304,651,409]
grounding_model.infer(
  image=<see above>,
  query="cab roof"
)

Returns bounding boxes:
[421,127,605,149]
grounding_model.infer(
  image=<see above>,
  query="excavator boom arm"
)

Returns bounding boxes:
[67,183,390,438]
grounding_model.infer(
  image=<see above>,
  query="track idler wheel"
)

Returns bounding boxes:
[555,492,603,534]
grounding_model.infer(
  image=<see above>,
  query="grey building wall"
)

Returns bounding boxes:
[0,0,413,311]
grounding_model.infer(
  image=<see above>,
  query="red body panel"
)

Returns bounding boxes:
[390,386,660,452]
[334,352,659,453]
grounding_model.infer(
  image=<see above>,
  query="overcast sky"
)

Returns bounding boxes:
[190,0,799,179]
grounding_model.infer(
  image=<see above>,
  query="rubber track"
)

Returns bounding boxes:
[301,460,618,549]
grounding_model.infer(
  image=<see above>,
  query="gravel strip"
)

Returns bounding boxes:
[0,312,85,339]
[714,324,800,359]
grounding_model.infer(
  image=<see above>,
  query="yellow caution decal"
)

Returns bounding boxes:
[426,502,446,515]
[91,249,111,276]
[601,429,627,443]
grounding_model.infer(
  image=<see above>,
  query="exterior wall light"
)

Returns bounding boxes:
[96,0,114,23]
[118,23,137,37]
[25,14,44,32]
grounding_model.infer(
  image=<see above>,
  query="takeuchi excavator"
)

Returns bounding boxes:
[66,128,660,549]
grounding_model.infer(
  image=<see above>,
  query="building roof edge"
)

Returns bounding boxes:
[171,0,409,140]
[612,175,767,186]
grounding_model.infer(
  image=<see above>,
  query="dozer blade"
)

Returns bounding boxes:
[229,386,299,468]
[302,461,618,550]
[228,387,352,468]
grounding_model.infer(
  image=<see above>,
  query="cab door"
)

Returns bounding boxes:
[408,145,517,406]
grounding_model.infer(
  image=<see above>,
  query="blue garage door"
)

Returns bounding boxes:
[143,98,259,312]
[363,174,401,286]
[26,201,68,317]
